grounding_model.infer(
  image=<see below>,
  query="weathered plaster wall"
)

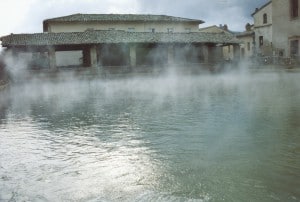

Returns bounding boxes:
[253,3,273,26]
[272,0,300,57]
[47,22,199,33]
[253,2,273,55]
[238,35,254,59]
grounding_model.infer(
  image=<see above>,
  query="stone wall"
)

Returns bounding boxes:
[253,2,273,56]
[272,0,300,57]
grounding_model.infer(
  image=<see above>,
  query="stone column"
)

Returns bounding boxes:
[233,44,241,60]
[203,45,209,64]
[129,44,137,67]
[167,44,174,65]
[82,47,90,67]
[48,47,56,70]
[90,45,97,68]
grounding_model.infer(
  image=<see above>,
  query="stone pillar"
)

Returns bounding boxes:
[215,46,223,62]
[203,45,209,64]
[82,47,90,67]
[129,44,136,67]
[90,45,97,68]
[48,47,56,70]
[233,44,241,60]
[167,44,174,65]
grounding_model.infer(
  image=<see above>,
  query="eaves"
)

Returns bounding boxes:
[253,23,272,29]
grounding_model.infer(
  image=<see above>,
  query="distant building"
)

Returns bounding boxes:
[0,14,240,70]
[252,1,273,56]
[199,25,226,33]
[199,24,240,61]
[252,0,300,61]
[236,23,255,59]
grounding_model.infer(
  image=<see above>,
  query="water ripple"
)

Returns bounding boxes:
[1,73,300,201]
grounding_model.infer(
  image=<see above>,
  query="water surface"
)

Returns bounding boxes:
[0,71,300,201]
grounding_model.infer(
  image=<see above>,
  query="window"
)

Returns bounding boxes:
[128,28,135,32]
[290,0,299,18]
[167,28,174,33]
[247,42,251,51]
[149,28,155,33]
[290,40,299,56]
[263,13,268,24]
[228,46,231,53]
[259,36,264,47]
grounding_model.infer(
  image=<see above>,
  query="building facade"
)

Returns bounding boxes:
[272,0,300,59]
[199,25,240,61]
[1,14,240,70]
[42,14,205,67]
[252,1,273,56]
[252,0,300,61]
[236,23,255,60]
[43,14,202,33]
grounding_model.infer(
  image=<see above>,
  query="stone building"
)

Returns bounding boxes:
[0,14,240,70]
[236,23,255,60]
[199,25,238,61]
[252,1,273,56]
[272,0,300,60]
[252,0,300,61]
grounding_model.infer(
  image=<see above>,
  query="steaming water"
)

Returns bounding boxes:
[0,71,300,201]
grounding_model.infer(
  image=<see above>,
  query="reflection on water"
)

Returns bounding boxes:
[0,72,300,201]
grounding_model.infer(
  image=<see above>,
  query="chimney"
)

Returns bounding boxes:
[223,24,228,31]
[245,23,251,31]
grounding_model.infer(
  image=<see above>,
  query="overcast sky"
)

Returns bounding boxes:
[0,0,269,37]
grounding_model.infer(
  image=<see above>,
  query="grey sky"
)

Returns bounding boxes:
[0,0,269,38]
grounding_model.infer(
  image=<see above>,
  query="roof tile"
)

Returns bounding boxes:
[1,30,240,47]
[43,14,204,24]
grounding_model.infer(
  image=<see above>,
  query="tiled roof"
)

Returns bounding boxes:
[251,1,272,16]
[44,14,204,24]
[236,31,254,38]
[0,30,240,47]
[199,25,241,35]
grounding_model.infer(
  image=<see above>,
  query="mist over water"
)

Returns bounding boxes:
[0,65,300,201]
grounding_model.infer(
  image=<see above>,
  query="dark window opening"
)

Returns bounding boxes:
[247,42,251,51]
[259,36,264,47]
[263,13,268,24]
[290,40,299,57]
[290,0,299,18]
[167,28,174,33]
